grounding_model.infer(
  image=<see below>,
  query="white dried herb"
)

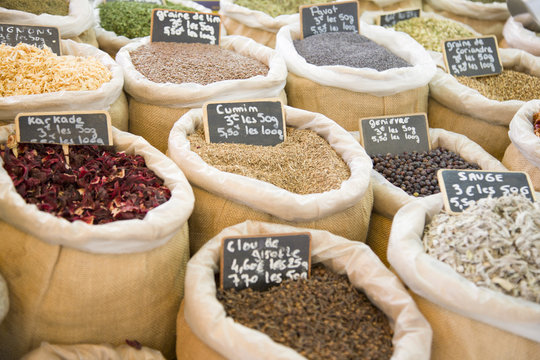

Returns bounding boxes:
[423,194,540,303]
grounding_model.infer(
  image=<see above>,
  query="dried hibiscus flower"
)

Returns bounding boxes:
[534,111,540,137]
[0,142,171,225]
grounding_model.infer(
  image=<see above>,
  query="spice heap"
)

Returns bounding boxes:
[457,70,540,102]
[98,1,196,39]
[0,43,111,97]
[130,43,269,85]
[371,147,480,196]
[534,111,540,137]
[0,0,70,16]
[234,0,324,17]
[393,17,474,52]
[293,32,410,71]
[423,194,540,304]
[217,263,394,360]
[0,141,171,225]
[189,127,350,194]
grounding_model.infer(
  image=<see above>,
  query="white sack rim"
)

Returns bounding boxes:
[508,99,540,168]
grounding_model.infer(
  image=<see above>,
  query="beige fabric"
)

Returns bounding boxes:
[222,16,276,48]
[507,99,540,168]
[188,183,373,255]
[286,72,429,131]
[503,143,540,191]
[0,221,189,360]
[168,106,374,254]
[0,273,7,326]
[503,15,540,56]
[69,27,99,48]
[388,194,540,342]
[410,292,540,360]
[182,220,432,360]
[23,342,165,360]
[366,212,393,268]
[428,98,511,160]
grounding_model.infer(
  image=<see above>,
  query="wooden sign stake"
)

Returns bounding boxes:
[62,144,70,167]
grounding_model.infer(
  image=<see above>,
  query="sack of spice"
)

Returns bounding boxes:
[168,106,373,255]
[387,194,540,359]
[275,21,436,132]
[359,128,506,266]
[423,0,510,40]
[503,100,540,191]
[0,0,98,47]
[178,220,432,360]
[428,48,540,160]
[0,124,195,359]
[94,0,217,58]
[117,35,287,153]
[22,342,166,360]
[0,40,129,131]
[502,15,540,56]
[0,272,7,326]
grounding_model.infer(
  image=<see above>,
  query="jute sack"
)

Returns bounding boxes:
[275,21,436,131]
[428,48,540,160]
[502,15,540,57]
[178,220,433,360]
[423,0,510,40]
[117,35,287,153]
[359,128,507,267]
[0,273,7,326]
[0,39,128,131]
[503,99,540,191]
[0,0,98,47]
[94,0,217,58]
[387,194,540,359]
[168,106,373,255]
[0,125,195,360]
[23,343,166,360]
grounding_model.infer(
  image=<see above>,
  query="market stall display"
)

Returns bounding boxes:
[178,220,432,360]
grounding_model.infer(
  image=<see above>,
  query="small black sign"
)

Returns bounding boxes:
[150,9,221,45]
[300,1,360,38]
[15,111,113,146]
[105,0,164,4]
[378,9,421,27]
[220,233,312,291]
[438,169,536,213]
[0,24,61,55]
[359,113,430,156]
[203,99,286,146]
[443,35,503,77]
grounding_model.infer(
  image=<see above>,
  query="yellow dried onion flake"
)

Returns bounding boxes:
[0,43,112,97]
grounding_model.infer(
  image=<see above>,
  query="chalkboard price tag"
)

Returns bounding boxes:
[358,113,430,156]
[203,99,286,146]
[15,111,113,146]
[377,8,421,27]
[150,9,221,45]
[442,35,503,77]
[0,24,61,55]
[438,169,536,213]
[300,1,360,39]
[220,233,312,291]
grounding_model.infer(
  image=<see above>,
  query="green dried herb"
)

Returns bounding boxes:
[234,0,324,17]
[394,17,474,52]
[98,1,196,39]
[0,0,70,16]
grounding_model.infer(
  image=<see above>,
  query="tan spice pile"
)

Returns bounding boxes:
[129,42,269,85]
[0,43,112,97]
[456,69,540,101]
[189,127,350,194]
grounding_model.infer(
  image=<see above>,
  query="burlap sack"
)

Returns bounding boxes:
[94,0,217,58]
[168,106,374,255]
[428,48,540,160]
[503,15,540,57]
[0,273,7,326]
[22,343,165,360]
[387,194,540,359]
[275,21,435,131]
[0,125,195,359]
[179,220,432,360]
[503,99,540,191]
[0,0,97,46]
[0,39,128,131]
[360,128,507,267]
[117,35,287,153]
[423,0,510,40]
